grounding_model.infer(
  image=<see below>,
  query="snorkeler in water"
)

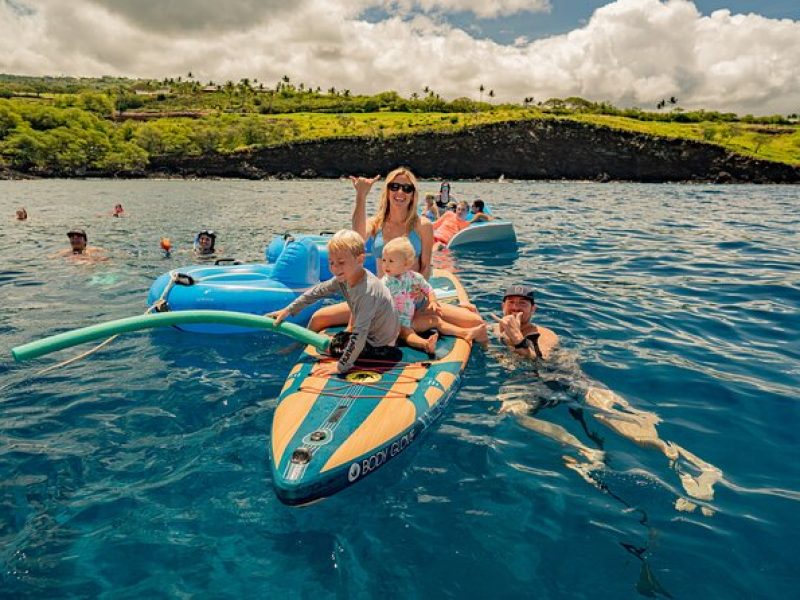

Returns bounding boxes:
[194,229,221,258]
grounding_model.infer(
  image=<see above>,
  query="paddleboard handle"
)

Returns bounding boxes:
[11,310,330,362]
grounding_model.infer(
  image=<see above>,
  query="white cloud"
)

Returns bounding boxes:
[1,0,798,114]
[376,0,552,19]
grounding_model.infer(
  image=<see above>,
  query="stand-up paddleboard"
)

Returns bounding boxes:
[270,269,473,505]
[448,220,517,248]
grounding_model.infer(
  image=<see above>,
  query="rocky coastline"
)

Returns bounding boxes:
[4,119,799,183]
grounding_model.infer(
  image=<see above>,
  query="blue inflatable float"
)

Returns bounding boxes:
[266,233,377,280]
[148,237,323,334]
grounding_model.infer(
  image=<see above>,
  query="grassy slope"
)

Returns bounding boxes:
[262,110,800,166]
[4,83,799,166]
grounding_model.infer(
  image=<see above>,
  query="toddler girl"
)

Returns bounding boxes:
[381,237,486,355]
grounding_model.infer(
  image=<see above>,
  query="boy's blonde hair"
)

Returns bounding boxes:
[382,236,416,265]
[328,229,365,257]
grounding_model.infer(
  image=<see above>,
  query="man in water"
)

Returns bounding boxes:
[493,283,722,514]
[469,199,493,223]
[55,228,108,262]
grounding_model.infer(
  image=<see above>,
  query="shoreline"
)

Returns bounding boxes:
[3,120,798,184]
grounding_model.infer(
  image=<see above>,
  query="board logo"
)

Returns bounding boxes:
[345,370,382,383]
[348,462,361,482]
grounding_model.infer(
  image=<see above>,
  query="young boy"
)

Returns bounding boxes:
[270,229,401,376]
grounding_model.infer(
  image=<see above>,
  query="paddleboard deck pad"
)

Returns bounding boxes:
[270,269,473,505]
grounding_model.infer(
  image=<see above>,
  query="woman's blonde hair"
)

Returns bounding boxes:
[370,166,420,235]
[328,229,365,257]
[382,236,416,265]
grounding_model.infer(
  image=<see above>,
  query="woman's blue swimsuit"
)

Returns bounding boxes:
[371,228,422,261]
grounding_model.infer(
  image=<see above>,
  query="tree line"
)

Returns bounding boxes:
[1,74,796,125]
[1,75,797,175]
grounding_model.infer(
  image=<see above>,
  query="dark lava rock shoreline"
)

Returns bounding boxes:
[5,119,799,183]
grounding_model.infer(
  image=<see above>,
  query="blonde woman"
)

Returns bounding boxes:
[307,167,484,338]
[352,166,433,278]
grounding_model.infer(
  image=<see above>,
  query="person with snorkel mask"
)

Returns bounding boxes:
[436,182,453,209]
[194,229,219,258]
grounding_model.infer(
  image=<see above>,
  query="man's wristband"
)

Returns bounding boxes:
[513,338,530,350]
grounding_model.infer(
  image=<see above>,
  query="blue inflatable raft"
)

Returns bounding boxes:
[267,233,377,280]
[147,237,322,334]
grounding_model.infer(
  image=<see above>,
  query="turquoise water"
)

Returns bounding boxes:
[1,180,798,598]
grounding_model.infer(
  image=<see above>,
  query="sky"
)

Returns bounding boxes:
[1,0,798,114]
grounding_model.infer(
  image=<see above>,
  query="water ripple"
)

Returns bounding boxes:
[1,180,798,597]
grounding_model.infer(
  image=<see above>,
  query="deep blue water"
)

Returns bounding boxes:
[1,179,798,598]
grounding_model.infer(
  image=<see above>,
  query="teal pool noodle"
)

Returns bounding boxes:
[11,310,330,362]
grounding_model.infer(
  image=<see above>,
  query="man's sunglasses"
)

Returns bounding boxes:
[387,182,415,193]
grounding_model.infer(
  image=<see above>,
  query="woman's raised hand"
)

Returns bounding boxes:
[350,175,381,196]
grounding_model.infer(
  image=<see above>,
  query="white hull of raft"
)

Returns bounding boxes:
[447,220,517,248]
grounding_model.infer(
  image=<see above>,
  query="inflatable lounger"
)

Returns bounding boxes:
[267,233,377,280]
[148,238,322,333]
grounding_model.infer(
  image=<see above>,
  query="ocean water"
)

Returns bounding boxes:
[1,179,798,598]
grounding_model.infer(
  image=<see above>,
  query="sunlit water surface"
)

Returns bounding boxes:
[1,179,798,598]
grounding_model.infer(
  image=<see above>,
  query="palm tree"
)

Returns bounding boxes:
[488,89,495,102]
[479,84,485,102]
[239,78,251,109]
[223,80,235,109]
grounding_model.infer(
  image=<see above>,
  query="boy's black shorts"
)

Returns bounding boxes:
[328,331,403,364]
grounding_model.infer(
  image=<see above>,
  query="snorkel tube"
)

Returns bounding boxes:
[11,310,330,362]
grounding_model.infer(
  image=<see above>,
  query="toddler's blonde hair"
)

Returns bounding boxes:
[382,236,416,265]
[328,229,365,257]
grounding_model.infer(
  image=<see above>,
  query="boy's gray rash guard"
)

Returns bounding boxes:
[285,269,400,373]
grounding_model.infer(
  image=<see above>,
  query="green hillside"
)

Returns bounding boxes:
[1,74,798,174]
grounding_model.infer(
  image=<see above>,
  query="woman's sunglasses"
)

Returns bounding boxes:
[387,182,415,193]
